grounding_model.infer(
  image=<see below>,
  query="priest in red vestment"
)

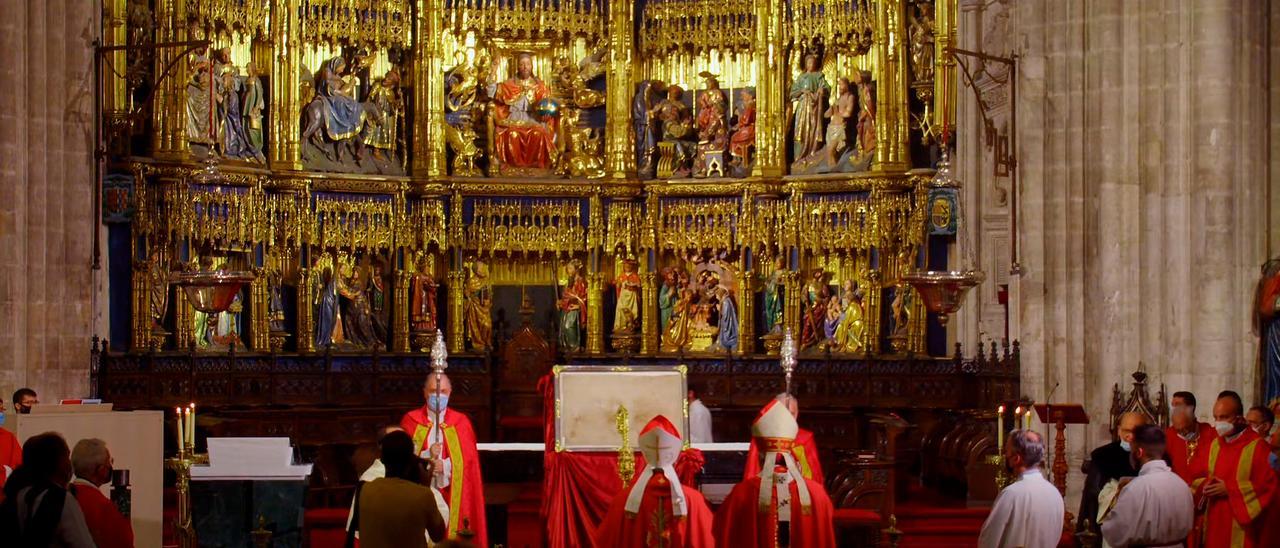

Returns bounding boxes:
[1187,391,1276,548]
[743,394,823,485]
[0,404,20,488]
[715,399,836,548]
[595,415,714,548]
[400,372,488,547]
[487,53,558,170]
[1165,391,1218,482]
[71,438,134,548]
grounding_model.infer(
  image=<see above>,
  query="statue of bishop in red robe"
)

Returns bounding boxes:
[714,399,836,548]
[400,372,488,547]
[595,415,715,548]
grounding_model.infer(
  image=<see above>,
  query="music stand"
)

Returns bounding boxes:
[1034,403,1089,496]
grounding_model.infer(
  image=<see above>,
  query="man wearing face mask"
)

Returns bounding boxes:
[70,438,134,548]
[1245,405,1273,440]
[1164,391,1218,482]
[1099,425,1193,548]
[1187,391,1276,548]
[1078,411,1148,538]
[399,373,487,547]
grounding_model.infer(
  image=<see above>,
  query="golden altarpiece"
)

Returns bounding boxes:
[101,0,970,356]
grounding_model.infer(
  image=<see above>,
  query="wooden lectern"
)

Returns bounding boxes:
[1034,403,1089,496]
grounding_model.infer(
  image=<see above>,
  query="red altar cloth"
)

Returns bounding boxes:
[537,374,705,547]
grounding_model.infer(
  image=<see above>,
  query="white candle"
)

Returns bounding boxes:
[187,403,196,448]
[997,405,1005,450]
[175,407,185,454]
[1025,409,1033,430]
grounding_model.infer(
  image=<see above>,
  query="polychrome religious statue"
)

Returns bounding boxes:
[793,77,855,174]
[715,285,739,351]
[464,258,493,352]
[311,51,370,143]
[790,54,830,163]
[890,283,912,339]
[694,73,729,177]
[662,270,694,351]
[658,267,678,333]
[834,281,865,352]
[852,70,877,169]
[215,49,262,162]
[363,68,404,164]
[186,54,214,146]
[368,262,389,344]
[633,80,661,176]
[410,254,438,333]
[613,258,641,335]
[558,259,588,352]
[1255,258,1280,405]
[242,63,266,155]
[729,89,757,172]
[337,265,380,349]
[762,255,786,335]
[487,53,559,171]
[147,248,169,330]
[800,269,829,349]
[649,85,696,176]
[314,266,344,349]
[267,266,287,333]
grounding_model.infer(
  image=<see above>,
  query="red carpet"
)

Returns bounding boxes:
[892,485,988,548]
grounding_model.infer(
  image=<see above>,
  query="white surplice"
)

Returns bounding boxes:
[1099,459,1193,548]
[978,468,1065,548]
[689,398,714,443]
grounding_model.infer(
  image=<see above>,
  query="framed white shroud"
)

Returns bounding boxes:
[554,365,688,452]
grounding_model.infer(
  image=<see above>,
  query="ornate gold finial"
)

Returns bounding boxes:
[616,404,634,484]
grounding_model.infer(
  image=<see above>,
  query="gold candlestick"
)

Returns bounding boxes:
[166,416,208,548]
[615,405,634,485]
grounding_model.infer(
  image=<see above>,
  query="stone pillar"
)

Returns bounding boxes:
[752,0,785,177]
[412,0,447,178]
[270,0,303,170]
[604,0,636,181]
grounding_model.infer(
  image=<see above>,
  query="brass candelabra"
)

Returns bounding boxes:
[165,409,207,548]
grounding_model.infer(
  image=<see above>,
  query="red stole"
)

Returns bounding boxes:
[400,407,488,548]
[1165,423,1218,482]
[713,473,836,548]
[1188,429,1276,547]
[594,473,715,548]
[744,428,824,485]
[72,480,135,548]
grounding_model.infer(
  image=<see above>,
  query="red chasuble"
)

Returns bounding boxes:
[1165,423,1218,482]
[72,479,135,548]
[594,473,715,548]
[400,407,488,548]
[743,428,824,485]
[713,473,836,548]
[1187,429,1276,547]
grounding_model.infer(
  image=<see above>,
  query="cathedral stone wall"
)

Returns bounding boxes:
[0,0,98,403]
[958,0,1275,510]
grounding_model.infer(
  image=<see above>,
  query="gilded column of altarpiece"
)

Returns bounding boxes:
[111,0,956,359]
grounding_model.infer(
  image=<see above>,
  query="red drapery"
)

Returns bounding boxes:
[537,374,704,548]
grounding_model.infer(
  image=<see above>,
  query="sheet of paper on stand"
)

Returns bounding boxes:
[192,437,313,480]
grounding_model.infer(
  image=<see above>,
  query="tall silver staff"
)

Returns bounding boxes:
[430,329,449,459]
[779,327,797,396]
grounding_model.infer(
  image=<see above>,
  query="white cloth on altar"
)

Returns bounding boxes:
[689,398,714,443]
[1099,460,1192,548]
[347,459,450,545]
[978,468,1065,548]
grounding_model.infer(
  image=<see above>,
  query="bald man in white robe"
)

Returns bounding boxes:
[1099,425,1192,548]
[978,429,1064,548]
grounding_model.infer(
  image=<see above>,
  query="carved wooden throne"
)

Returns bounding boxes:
[1109,363,1169,436]
[497,290,556,442]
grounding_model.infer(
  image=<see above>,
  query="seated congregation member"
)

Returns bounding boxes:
[347,425,449,546]
[743,393,823,485]
[356,430,446,548]
[714,399,835,548]
[1099,425,1192,548]
[70,438,135,548]
[1187,391,1276,548]
[1079,411,1147,536]
[1164,391,1217,481]
[978,429,1063,548]
[400,372,487,546]
[0,431,95,547]
[595,415,714,548]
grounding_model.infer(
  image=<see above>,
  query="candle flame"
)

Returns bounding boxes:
[998,405,1005,413]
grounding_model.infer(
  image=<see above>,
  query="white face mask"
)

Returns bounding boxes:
[1214,421,1235,437]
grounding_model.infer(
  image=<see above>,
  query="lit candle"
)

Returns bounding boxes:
[997,405,1005,449]
[1014,406,1023,430]
[175,407,185,454]
[187,403,196,448]
[1024,409,1033,430]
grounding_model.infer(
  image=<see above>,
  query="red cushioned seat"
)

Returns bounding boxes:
[832,508,882,525]
[306,507,352,548]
